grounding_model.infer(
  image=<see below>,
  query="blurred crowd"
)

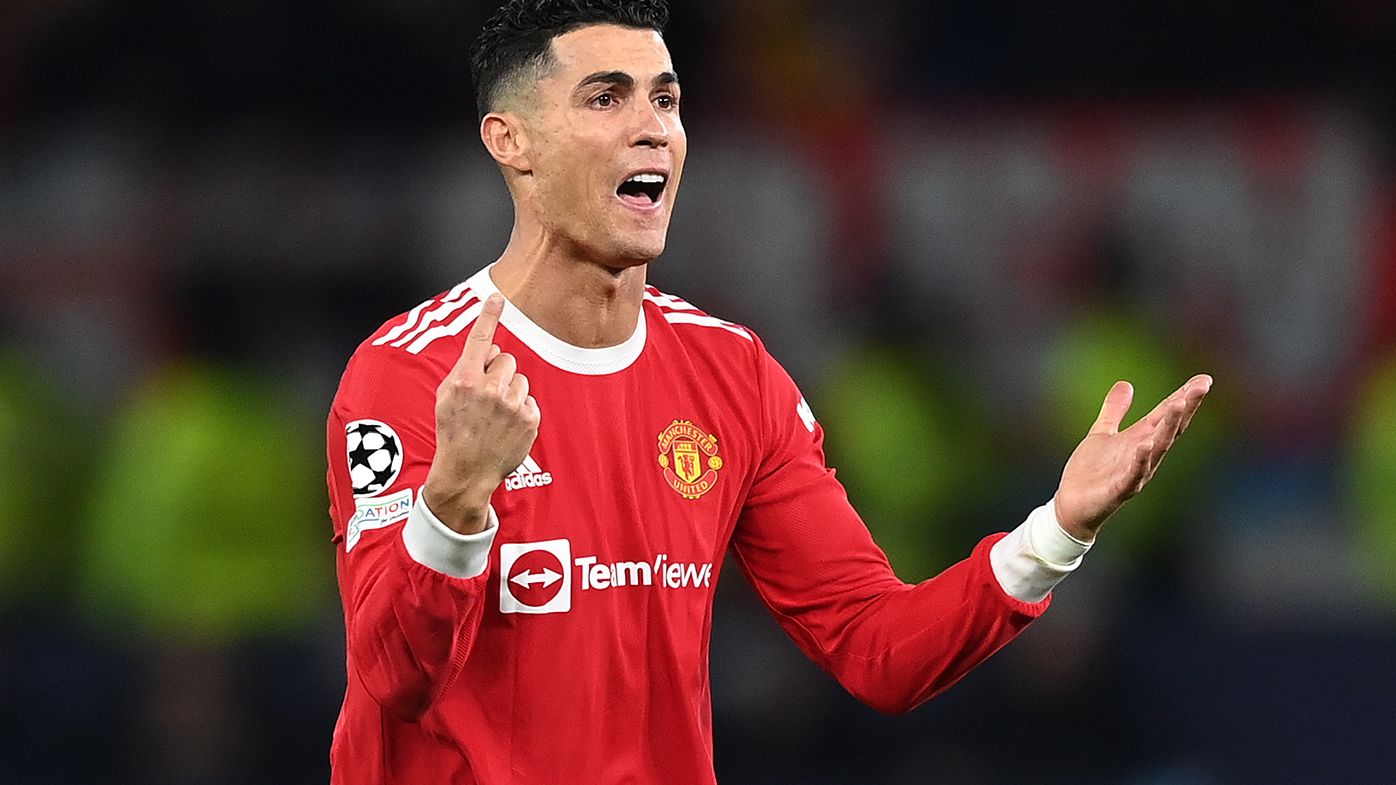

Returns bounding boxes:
[1,1,1394,784]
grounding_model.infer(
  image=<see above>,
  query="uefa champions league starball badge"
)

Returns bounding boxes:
[346,419,404,497]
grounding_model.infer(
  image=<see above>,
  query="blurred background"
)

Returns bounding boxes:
[2,0,1394,783]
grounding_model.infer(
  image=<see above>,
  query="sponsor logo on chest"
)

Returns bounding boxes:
[499,539,712,615]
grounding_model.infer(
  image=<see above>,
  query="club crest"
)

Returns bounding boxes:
[656,420,722,499]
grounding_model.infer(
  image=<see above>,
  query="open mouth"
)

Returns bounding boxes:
[616,172,667,208]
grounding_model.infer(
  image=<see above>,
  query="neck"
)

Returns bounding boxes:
[488,224,648,349]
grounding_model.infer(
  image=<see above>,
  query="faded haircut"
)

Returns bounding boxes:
[470,0,670,119]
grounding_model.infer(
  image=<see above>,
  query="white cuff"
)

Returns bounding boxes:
[401,491,498,579]
[989,498,1093,603]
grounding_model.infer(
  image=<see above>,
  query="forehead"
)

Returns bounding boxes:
[547,24,673,81]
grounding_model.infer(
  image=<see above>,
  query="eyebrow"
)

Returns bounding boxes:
[575,70,680,92]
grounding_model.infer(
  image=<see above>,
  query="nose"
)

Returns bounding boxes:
[631,102,670,149]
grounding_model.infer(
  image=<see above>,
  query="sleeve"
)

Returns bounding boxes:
[730,344,1058,716]
[327,345,498,722]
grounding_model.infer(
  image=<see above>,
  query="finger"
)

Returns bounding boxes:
[1178,374,1213,434]
[1145,377,1210,463]
[1150,400,1187,462]
[456,293,506,374]
[507,372,530,405]
[1090,381,1134,436]
[1137,373,1209,431]
[487,344,501,364]
[524,395,541,425]
[1138,391,1182,430]
[484,351,517,394]
[1130,439,1153,494]
[1139,400,1189,486]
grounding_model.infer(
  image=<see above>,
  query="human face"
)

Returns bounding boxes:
[524,24,685,266]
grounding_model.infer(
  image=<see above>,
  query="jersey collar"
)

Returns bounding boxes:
[466,265,647,376]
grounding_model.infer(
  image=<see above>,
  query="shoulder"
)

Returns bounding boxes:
[643,284,764,357]
[361,279,484,360]
[642,284,800,397]
[643,285,816,446]
[333,280,483,412]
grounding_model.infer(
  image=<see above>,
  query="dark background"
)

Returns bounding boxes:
[2,1,1395,783]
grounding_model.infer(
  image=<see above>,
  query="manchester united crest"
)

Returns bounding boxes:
[657,420,723,499]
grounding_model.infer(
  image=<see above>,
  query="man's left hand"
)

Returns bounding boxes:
[1053,374,1213,542]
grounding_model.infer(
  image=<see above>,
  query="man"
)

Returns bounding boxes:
[325,1,1211,782]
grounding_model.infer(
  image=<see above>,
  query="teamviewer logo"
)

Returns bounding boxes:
[499,539,572,614]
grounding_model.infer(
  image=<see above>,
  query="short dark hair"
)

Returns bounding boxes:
[470,0,670,119]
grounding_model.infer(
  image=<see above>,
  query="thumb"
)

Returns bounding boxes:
[1090,380,1134,435]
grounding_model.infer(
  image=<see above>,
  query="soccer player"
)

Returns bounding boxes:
[325,1,1212,782]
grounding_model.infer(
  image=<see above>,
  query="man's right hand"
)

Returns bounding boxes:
[423,293,541,534]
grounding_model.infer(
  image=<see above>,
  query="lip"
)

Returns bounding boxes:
[616,193,665,213]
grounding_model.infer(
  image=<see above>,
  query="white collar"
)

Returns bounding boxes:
[466,264,647,376]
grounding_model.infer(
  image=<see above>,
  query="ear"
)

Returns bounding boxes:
[480,112,532,174]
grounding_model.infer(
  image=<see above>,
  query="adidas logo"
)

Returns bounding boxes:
[504,454,553,491]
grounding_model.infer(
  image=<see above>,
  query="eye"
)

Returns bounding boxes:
[593,92,616,108]
[655,94,677,110]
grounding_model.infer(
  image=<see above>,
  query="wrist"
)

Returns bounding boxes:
[1058,522,1098,544]
[421,476,496,535]
[1051,497,1100,544]
[1047,496,1097,547]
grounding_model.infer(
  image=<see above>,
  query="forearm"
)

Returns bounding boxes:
[345,495,498,721]
[828,501,1091,713]
[801,534,1052,715]
[737,489,1090,715]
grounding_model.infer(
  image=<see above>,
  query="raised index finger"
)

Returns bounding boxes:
[455,293,505,375]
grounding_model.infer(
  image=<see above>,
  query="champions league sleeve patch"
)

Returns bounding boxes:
[345,419,404,497]
[346,488,413,552]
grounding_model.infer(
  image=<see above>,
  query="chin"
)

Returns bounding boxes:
[608,234,668,265]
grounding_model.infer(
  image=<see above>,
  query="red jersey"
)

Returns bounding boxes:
[326,265,1051,784]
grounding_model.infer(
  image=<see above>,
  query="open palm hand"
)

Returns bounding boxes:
[1054,375,1212,542]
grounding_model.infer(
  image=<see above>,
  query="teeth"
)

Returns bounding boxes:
[627,173,666,184]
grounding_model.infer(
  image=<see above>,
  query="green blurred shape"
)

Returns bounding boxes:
[1043,307,1220,560]
[0,352,84,608]
[80,363,329,642]
[818,345,991,580]
[1349,357,1396,604]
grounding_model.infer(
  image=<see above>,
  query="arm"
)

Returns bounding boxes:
[732,346,1209,715]
[329,294,538,721]
[329,406,495,721]
[733,484,1057,715]
[731,347,1048,715]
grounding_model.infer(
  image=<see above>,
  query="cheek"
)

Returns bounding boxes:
[532,154,588,207]
[670,133,688,176]
[540,149,599,199]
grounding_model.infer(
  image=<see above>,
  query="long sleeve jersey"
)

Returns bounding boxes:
[326,265,1087,784]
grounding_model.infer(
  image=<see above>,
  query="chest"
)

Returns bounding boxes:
[478,343,756,616]
[491,356,751,555]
